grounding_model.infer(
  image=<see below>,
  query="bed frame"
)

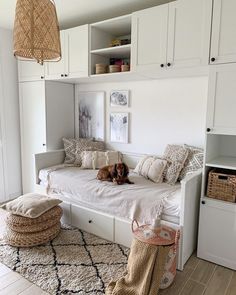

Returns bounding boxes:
[34,150,202,270]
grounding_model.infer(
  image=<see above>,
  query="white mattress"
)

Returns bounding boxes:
[39,166,181,224]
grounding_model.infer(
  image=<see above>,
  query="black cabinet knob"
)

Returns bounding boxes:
[61,74,64,77]
[201,200,206,205]
[40,76,44,79]
[167,63,171,67]
[65,74,68,77]
[88,220,92,224]
[160,64,164,68]
[206,128,211,132]
[42,143,46,146]
[211,57,216,62]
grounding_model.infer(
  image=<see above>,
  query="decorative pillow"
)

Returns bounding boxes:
[163,144,189,185]
[81,151,122,169]
[179,144,204,180]
[134,156,167,183]
[63,138,93,164]
[1,193,62,218]
[74,141,105,166]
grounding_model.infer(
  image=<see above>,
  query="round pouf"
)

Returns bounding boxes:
[4,206,62,247]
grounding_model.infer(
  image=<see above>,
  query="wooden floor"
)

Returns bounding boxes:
[0,209,235,295]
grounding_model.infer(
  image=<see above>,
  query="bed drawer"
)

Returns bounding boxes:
[71,205,114,241]
[114,217,133,248]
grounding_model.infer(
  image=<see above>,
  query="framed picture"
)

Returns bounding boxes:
[110,112,129,143]
[78,91,105,141]
[110,90,129,107]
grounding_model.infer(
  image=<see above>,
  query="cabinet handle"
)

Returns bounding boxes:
[201,200,206,205]
[167,63,171,67]
[160,64,164,68]
[61,74,64,77]
[42,143,46,146]
[88,220,92,224]
[40,76,44,79]
[211,57,216,62]
[65,74,68,77]
[206,128,211,132]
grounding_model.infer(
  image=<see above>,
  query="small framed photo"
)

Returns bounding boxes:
[110,112,129,143]
[110,90,129,107]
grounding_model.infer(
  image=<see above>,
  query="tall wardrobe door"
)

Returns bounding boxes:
[0,123,5,202]
[19,81,47,193]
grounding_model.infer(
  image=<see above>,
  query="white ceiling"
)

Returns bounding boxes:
[0,0,172,30]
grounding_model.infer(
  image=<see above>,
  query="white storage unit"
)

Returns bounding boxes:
[132,0,212,75]
[19,81,75,193]
[18,60,45,82]
[0,28,22,202]
[46,25,89,80]
[210,0,236,65]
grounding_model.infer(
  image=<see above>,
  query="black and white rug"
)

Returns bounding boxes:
[0,225,129,295]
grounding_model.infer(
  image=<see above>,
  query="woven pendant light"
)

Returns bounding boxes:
[13,0,61,64]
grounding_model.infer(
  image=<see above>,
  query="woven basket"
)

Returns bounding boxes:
[6,206,62,227]
[5,222,61,247]
[207,169,236,202]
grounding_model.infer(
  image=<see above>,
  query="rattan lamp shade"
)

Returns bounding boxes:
[13,0,61,64]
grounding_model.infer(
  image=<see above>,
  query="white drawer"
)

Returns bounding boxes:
[114,217,133,248]
[60,201,71,225]
[71,204,114,241]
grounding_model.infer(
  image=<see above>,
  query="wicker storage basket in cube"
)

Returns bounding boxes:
[207,169,236,202]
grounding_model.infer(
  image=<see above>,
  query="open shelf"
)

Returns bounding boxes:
[90,44,131,58]
[206,156,236,170]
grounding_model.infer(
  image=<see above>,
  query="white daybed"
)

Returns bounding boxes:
[34,150,202,271]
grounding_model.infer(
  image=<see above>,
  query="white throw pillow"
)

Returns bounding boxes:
[81,151,122,169]
[134,156,167,183]
[1,193,62,218]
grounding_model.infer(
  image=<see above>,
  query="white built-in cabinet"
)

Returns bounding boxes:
[19,81,75,193]
[206,64,236,135]
[18,60,45,82]
[45,25,89,79]
[210,0,236,65]
[132,0,212,74]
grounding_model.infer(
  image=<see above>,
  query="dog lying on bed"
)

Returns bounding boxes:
[97,162,134,185]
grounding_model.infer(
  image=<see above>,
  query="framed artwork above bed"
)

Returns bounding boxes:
[110,112,129,143]
[110,90,129,107]
[77,91,105,141]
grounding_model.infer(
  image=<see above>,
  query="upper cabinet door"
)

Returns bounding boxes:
[211,0,236,65]
[131,5,168,73]
[167,0,212,69]
[18,61,44,82]
[206,64,236,135]
[45,31,66,79]
[66,25,89,78]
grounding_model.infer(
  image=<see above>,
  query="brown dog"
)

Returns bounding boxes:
[97,162,134,185]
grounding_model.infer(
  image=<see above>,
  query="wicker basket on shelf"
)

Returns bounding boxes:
[207,169,236,202]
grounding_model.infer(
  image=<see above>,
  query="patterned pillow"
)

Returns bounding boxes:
[63,138,93,164]
[163,144,189,185]
[81,151,122,169]
[74,140,105,166]
[179,144,204,180]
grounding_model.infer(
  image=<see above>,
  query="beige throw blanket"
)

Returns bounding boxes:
[106,238,171,295]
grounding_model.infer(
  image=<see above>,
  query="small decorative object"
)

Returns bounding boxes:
[13,0,61,64]
[109,65,121,73]
[110,39,122,47]
[110,90,129,107]
[95,64,107,74]
[110,113,129,143]
[121,64,130,72]
[78,92,105,141]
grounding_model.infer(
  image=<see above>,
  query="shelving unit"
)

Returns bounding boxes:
[90,14,132,75]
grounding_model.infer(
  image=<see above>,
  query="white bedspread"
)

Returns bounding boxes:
[39,166,181,223]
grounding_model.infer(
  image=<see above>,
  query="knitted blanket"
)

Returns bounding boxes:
[106,238,171,295]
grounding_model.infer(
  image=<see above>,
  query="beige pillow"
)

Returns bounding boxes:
[81,151,122,169]
[1,193,62,218]
[134,156,167,183]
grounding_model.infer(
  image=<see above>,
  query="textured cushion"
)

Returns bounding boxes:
[63,138,93,164]
[179,144,204,180]
[1,193,62,218]
[134,156,167,183]
[81,151,122,169]
[74,141,105,166]
[163,144,189,185]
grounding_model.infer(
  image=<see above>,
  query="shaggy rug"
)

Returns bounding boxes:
[0,225,129,295]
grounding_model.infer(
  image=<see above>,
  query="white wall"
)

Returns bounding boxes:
[77,76,208,155]
[0,28,22,201]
